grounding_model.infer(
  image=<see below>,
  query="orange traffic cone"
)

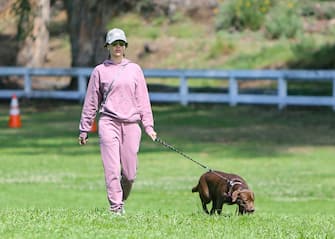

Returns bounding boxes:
[8,94,22,128]
[90,119,97,132]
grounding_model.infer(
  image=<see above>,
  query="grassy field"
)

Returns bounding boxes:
[0,101,334,239]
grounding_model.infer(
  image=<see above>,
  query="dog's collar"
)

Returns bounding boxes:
[210,170,243,196]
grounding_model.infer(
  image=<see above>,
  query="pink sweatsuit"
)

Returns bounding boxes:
[79,58,154,211]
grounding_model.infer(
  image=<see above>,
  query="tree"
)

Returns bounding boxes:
[64,0,107,68]
[63,0,135,89]
[64,0,136,68]
[15,0,50,67]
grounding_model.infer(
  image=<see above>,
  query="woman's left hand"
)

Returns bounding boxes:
[149,131,157,141]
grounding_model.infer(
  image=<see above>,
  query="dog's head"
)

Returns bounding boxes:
[231,189,255,214]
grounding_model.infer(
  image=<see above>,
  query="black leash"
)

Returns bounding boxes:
[155,136,212,171]
[154,136,242,193]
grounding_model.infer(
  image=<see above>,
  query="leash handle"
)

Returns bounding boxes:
[155,136,210,170]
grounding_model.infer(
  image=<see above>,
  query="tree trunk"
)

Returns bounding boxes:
[16,0,50,67]
[64,0,108,89]
[64,0,108,66]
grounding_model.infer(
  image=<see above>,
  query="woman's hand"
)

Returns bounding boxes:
[78,136,88,145]
[149,131,157,141]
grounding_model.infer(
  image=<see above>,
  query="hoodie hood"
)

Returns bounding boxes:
[103,58,130,66]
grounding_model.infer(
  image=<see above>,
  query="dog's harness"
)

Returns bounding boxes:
[227,179,243,196]
[210,170,243,196]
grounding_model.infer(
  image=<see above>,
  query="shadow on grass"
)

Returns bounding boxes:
[1,102,334,159]
[288,43,335,70]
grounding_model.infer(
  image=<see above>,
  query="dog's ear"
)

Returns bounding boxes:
[251,191,255,201]
[232,190,240,202]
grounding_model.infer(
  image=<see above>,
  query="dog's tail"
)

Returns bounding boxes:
[192,178,210,200]
[191,184,199,193]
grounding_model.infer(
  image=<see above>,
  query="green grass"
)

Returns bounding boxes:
[0,101,334,238]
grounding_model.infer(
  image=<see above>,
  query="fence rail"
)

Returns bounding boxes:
[0,67,335,110]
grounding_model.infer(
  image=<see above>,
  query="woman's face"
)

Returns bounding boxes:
[108,40,126,58]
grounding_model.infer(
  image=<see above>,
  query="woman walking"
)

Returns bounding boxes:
[78,28,157,215]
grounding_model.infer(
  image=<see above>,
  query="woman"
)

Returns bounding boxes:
[78,28,157,215]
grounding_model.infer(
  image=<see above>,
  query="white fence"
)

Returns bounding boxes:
[0,67,335,110]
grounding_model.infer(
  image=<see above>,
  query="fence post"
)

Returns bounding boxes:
[78,74,87,102]
[229,76,237,106]
[278,76,287,110]
[24,68,31,98]
[180,74,188,106]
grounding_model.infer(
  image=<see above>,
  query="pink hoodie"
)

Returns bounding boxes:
[79,58,154,137]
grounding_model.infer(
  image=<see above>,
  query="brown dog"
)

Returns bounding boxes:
[192,170,255,215]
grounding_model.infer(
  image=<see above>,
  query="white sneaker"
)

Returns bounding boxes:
[111,207,125,216]
[111,211,122,216]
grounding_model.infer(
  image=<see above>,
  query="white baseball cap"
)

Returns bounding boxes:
[105,28,128,47]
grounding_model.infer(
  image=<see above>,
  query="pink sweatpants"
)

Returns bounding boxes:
[98,115,142,211]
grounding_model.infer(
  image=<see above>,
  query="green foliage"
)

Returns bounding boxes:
[101,1,335,69]
[301,0,335,19]
[215,0,274,31]
[135,0,158,17]
[288,81,332,95]
[107,12,199,40]
[291,36,317,56]
[207,35,235,59]
[264,1,302,39]
[289,37,335,69]
[108,13,143,36]
[166,18,199,38]
[12,0,33,41]
[300,0,319,17]
[225,42,292,68]
[108,13,161,40]
[215,0,304,39]
[317,3,335,19]
[215,0,237,31]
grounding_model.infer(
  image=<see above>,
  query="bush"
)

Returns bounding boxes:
[215,0,274,32]
[264,1,302,39]
[291,36,316,57]
[207,35,235,59]
[301,0,335,20]
[314,2,335,20]
[289,37,335,69]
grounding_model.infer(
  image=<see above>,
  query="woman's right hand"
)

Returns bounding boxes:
[78,135,88,145]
